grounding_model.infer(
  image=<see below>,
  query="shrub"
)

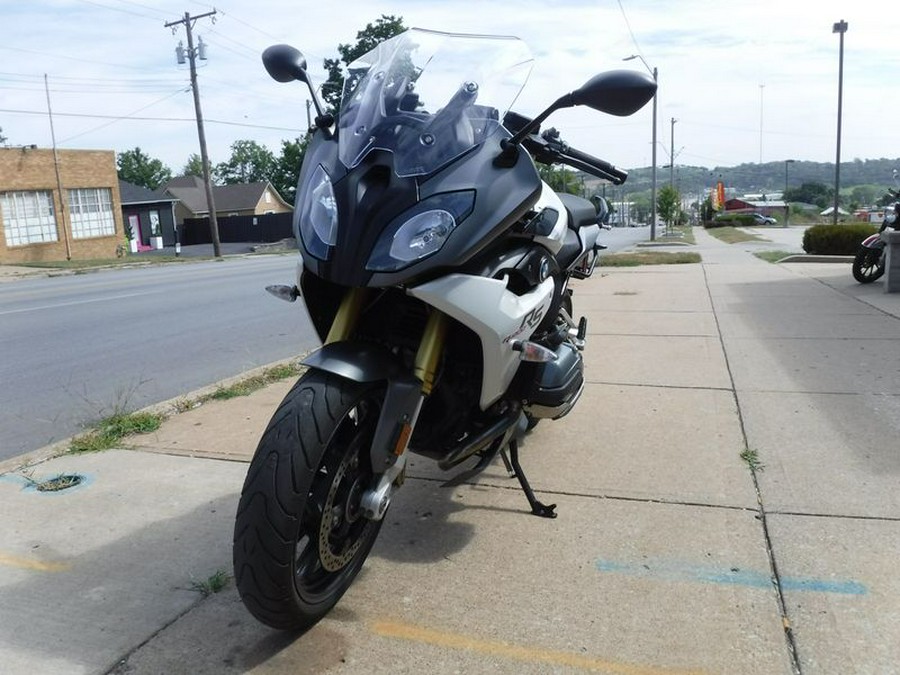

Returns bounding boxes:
[705,213,756,229]
[802,223,878,255]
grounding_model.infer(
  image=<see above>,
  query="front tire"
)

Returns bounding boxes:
[233,370,385,631]
[852,246,884,283]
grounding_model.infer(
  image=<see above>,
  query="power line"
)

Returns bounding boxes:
[0,45,160,71]
[0,107,303,133]
[616,0,644,58]
[58,88,189,144]
[71,0,161,22]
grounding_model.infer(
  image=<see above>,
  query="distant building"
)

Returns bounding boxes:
[0,147,124,264]
[118,180,179,250]
[723,197,786,217]
[161,176,291,225]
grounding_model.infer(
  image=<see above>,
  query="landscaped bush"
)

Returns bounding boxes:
[802,223,878,255]
[704,213,756,229]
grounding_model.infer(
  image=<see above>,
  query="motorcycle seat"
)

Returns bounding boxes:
[557,193,598,230]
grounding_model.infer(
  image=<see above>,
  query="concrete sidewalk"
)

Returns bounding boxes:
[1,228,899,674]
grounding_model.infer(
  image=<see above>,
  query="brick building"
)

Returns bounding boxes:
[0,147,124,264]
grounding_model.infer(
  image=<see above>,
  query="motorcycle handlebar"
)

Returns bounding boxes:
[559,145,628,185]
[516,123,628,185]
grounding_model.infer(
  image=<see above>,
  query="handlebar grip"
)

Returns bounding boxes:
[563,146,628,184]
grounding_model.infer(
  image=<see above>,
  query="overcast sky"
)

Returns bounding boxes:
[2,0,898,182]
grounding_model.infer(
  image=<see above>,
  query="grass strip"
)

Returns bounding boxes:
[705,226,768,244]
[754,250,797,263]
[600,251,701,267]
[17,256,207,270]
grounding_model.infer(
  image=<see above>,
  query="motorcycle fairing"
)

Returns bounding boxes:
[407,273,555,408]
[294,130,543,288]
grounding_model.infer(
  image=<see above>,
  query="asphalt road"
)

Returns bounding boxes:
[0,255,317,461]
[0,228,650,462]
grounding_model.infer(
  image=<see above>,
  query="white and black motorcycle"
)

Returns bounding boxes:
[233,29,655,631]
[853,187,900,283]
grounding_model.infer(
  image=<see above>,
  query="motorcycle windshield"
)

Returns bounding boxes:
[338,29,533,178]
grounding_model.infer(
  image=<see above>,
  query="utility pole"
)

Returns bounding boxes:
[166,10,221,257]
[44,74,72,260]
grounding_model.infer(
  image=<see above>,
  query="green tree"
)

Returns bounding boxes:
[700,195,715,223]
[215,140,276,185]
[657,184,681,229]
[0,126,7,144]
[271,136,309,205]
[849,185,878,208]
[322,15,406,114]
[538,164,581,194]
[784,182,834,209]
[180,153,205,178]
[116,147,172,190]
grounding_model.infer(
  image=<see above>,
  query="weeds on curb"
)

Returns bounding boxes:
[207,363,302,401]
[64,362,301,455]
[69,411,164,454]
[190,569,230,597]
[740,448,765,471]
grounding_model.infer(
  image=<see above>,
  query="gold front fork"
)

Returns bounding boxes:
[414,310,448,396]
[326,288,447,396]
[325,287,369,344]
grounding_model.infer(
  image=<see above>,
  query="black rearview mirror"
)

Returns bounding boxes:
[262,44,309,84]
[570,70,657,117]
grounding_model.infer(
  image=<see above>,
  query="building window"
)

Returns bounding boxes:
[0,190,59,246]
[69,187,115,239]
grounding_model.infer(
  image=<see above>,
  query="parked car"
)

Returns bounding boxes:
[750,212,777,226]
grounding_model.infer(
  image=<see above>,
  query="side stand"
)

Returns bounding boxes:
[500,439,557,518]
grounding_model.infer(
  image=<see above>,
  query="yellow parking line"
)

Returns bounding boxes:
[371,619,707,675]
[0,552,70,572]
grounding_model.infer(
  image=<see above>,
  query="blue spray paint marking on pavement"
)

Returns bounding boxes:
[595,558,866,595]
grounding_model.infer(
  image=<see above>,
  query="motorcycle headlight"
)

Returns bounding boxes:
[367,191,475,272]
[297,164,338,260]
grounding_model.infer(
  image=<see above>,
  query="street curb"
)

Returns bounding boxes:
[0,355,307,476]
[777,254,853,263]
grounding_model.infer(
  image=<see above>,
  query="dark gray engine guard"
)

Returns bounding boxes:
[303,342,423,471]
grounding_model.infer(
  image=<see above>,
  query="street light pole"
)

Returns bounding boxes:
[832,19,848,226]
[784,159,795,227]
[624,55,658,241]
[670,118,677,188]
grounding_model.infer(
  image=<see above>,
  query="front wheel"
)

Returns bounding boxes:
[852,246,884,283]
[233,371,385,631]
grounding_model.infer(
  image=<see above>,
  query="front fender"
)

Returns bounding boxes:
[303,342,423,472]
[861,234,884,249]
[303,341,406,382]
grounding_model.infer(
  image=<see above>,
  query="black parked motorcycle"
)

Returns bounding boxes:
[232,29,655,631]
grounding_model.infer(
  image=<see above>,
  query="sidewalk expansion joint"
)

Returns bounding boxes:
[587,379,733,392]
[702,265,803,675]
[768,509,900,523]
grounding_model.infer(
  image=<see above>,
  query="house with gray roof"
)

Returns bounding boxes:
[161,176,291,225]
